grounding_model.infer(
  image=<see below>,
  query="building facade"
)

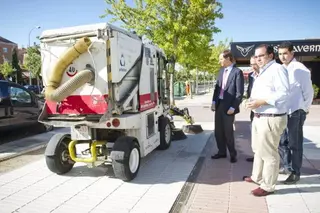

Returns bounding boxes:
[0,36,18,64]
[230,39,320,99]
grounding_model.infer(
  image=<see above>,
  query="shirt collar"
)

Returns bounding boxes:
[259,60,275,74]
[225,64,234,72]
[283,58,296,68]
[251,71,258,79]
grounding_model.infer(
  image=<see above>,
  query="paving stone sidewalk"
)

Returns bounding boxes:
[181,117,320,213]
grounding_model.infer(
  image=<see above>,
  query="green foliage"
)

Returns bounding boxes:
[313,84,319,99]
[0,61,13,78]
[207,38,232,76]
[24,46,42,78]
[175,68,191,82]
[101,0,223,67]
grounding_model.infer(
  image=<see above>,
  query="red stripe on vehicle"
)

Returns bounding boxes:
[139,92,158,111]
[46,95,108,115]
[46,92,158,115]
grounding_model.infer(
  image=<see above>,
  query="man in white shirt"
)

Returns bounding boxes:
[243,44,290,196]
[278,41,314,184]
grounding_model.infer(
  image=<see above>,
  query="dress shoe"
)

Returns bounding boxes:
[243,176,254,183]
[230,157,237,163]
[282,173,300,184]
[251,187,274,197]
[246,157,254,162]
[211,154,227,159]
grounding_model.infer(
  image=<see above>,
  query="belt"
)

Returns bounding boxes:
[254,113,286,118]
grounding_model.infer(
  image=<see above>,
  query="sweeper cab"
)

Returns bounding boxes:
[38,23,176,181]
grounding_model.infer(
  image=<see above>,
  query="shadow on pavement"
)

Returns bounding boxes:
[185,120,320,188]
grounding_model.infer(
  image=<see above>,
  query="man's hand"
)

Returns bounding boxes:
[246,99,266,110]
[211,103,215,112]
[227,108,235,115]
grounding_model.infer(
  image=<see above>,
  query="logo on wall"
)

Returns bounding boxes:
[119,54,127,72]
[66,66,78,77]
[236,45,255,57]
[120,54,125,66]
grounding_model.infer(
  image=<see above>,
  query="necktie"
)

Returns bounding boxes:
[219,69,228,98]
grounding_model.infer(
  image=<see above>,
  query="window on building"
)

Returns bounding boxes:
[3,47,8,53]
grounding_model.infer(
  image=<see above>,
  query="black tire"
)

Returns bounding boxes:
[45,134,74,175]
[111,136,141,181]
[157,116,172,150]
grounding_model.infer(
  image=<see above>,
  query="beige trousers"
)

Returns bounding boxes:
[250,115,287,192]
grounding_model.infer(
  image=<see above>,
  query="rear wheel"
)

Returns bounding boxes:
[111,136,141,181]
[45,134,74,174]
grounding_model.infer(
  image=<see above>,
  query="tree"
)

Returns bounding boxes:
[12,48,22,84]
[24,45,42,84]
[101,0,223,104]
[0,61,14,79]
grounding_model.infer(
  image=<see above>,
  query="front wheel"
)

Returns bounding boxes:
[45,134,74,175]
[157,116,172,150]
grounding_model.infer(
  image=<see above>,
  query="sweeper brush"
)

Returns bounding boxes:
[169,106,203,140]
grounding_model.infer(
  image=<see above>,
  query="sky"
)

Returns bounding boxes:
[1,0,320,48]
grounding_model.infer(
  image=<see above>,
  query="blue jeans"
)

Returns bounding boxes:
[279,109,306,176]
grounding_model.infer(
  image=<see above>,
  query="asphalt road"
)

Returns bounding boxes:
[0,123,48,145]
[0,147,45,174]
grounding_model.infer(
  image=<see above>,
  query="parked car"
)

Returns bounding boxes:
[0,80,53,132]
[24,85,43,94]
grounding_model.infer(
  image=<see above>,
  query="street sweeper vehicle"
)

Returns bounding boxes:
[38,23,201,181]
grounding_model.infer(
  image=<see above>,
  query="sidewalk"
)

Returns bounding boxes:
[180,115,320,213]
[0,128,68,162]
[174,92,213,107]
[0,122,213,213]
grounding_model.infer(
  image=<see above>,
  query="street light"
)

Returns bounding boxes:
[28,26,41,85]
[28,26,41,47]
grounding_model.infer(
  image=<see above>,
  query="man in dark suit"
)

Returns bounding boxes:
[246,55,259,162]
[211,50,244,163]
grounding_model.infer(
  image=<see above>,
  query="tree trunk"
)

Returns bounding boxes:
[195,67,198,95]
[29,71,32,85]
[37,76,40,93]
[169,61,176,106]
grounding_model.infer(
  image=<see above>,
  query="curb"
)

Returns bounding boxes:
[0,143,47,162]
[170,132,213,213]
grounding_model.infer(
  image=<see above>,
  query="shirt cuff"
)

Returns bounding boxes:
[212,101,215,105]
[229,107,235,111]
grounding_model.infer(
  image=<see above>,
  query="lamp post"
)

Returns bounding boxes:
[28,26,41,85]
